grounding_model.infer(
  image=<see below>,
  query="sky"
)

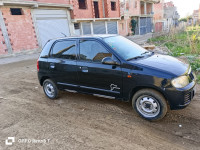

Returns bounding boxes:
[164,0,200,18]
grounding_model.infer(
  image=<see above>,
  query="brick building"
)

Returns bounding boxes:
[119,0,159,36]
[0,0,120,55]
[153,0,164,32]
[71,0,120,36]
[164,1,180,30]
[192,9,199,25]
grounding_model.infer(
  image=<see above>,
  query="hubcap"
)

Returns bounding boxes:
[136,96,160,118]
[44,82,55,98]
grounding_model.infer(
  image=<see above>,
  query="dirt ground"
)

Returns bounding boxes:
[0,59,200,150]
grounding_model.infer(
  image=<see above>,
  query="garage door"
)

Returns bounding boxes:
[140,17,152,35]
[82,22,91,35]
[33,9,70,47]
[107,21,118,34]
[81,21,118,35]
[93,22,106,34]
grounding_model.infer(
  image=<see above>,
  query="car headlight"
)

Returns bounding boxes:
[171,76,189,88]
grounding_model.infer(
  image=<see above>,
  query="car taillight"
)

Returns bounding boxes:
[37,59,39,71]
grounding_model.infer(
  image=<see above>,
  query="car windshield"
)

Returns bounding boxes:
[103,36,150,60]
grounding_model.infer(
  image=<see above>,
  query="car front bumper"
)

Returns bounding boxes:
[165,81,196,110]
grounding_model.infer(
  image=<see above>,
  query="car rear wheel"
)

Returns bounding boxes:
[132,89,168,121]
[43,79,58,99]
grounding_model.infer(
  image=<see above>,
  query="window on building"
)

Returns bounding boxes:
[78,0,87,9]
[111,2,116,11]
[79,40,112,62]
[74,23,80,30]
[52,41,76,60]
[10,8,23,15]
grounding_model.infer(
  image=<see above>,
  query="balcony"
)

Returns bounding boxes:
[145,0,160,3]
[140,1,154,17]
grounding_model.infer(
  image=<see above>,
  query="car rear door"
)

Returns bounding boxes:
[77,39,123,98]
[48,39,79,90]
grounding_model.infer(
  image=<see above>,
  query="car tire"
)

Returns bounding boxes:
[132,89,168,121]
[43,79,58,99]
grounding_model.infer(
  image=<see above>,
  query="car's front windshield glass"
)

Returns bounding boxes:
[103,36,150,60]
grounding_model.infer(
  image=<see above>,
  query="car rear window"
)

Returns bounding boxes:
[51,40,77,60]
[40,40,54,58]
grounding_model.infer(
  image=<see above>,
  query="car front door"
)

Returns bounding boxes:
[48,39,79,90]
[77,39,123,98]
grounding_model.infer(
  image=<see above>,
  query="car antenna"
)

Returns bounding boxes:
[61,32,67,37]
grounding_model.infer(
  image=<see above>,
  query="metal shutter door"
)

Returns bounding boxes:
[93,22,106,34]
[34,9,70,47]
[107,21,118,34]
[82,22,91,35]
[146,17,152,33]
[140,17,147,35]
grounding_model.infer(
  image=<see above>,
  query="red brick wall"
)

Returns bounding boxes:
[71,0,120,19]
[104,0,120,18]
[71,0,94,19]
[1,7,38,52]
[24,0,120,19]
[128,0,140,16]
[0,27,7,55]
[154,2,164,21]
[98,0,104,18]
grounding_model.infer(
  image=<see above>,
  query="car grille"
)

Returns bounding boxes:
[184,90,195,105]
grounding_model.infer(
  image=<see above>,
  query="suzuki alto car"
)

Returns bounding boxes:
[37,35,196,121]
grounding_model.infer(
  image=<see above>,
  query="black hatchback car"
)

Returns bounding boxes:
[37,35,196,121]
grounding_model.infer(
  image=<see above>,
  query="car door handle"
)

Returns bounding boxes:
[50,63,55,69]
[80,66,88,73]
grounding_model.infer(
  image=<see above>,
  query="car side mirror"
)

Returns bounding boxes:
[102,57,120,65]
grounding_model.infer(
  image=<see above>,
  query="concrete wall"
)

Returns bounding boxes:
[155,22,162,32]
[0,27,7,55]
[118,18,129,36]
[24,0,70,4]
[1,7,38,53]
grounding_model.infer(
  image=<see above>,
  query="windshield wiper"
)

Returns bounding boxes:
[127,56,144,61]
[141,51,151,55]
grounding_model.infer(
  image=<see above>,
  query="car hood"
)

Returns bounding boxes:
[130,54,189,76]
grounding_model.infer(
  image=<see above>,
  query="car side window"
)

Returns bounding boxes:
[52,40,76,60]
[79,40,112,62]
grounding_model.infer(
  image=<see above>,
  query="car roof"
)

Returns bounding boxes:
[50,34,118,41]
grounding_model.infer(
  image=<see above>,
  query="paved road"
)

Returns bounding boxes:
[0,58,200,150]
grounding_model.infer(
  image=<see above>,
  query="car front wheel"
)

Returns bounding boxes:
[132,89,168,121]
[43,79,58,99]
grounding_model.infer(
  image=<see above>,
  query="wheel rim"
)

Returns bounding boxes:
[136,95,160,118]
[44,82,55,98]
